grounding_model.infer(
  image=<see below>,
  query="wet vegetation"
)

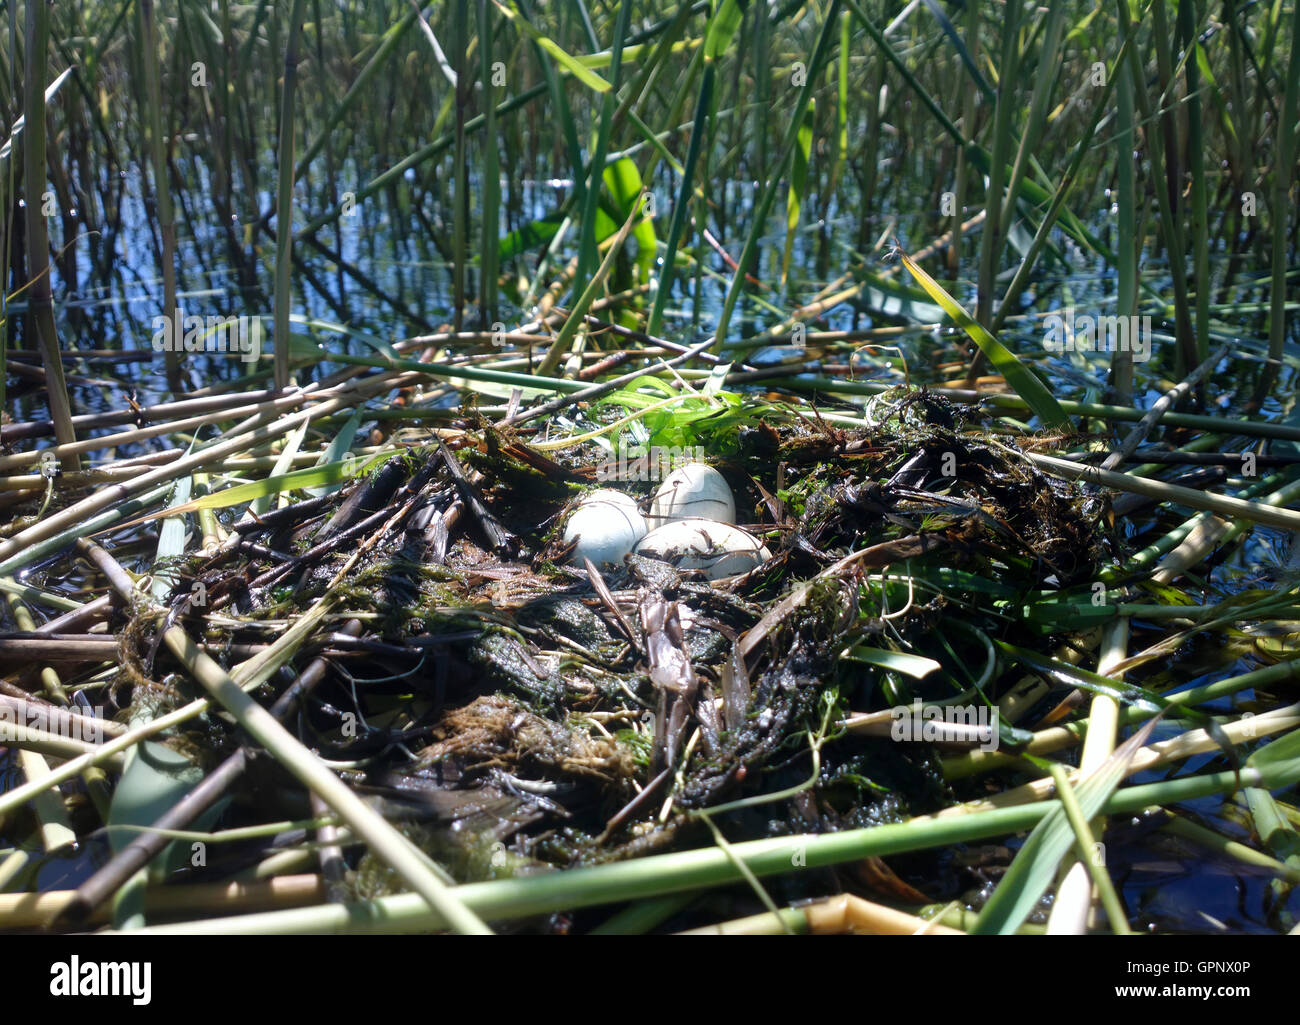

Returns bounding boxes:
[0,1,1298,936]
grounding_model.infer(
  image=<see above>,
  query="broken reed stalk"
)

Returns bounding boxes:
[0,692,124,740]
[0,707,177,819]
[947,706,1300,819]
[1019,450,1300,533]
[0,387,286,445]
[15,748,75,852]
[21,0,78,472]
[76,539,490,934]
[0,554,353,825]
[1045,762,1132,934]
[1108,472,1298,579]
[0,875,328,930]
[943,656,1300,780]
[121,759,1300,936]
[0,369,409,569]
[4,596,70,702]
[1,724,127,769]
[679,894,963,935]
[1100,344,1229,471]
[764,374,1300,443]
[0,391,324,472]
[53,619,366,928]
[1045,620,1129,934]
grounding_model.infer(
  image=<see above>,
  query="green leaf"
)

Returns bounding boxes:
[1247,724,1300,771]
[996,641,1236,762]
[848,269,948,323]
[291,315,400,363]
[305,411,364,498]
[898,249,1070,430]
[128,456,388,526]
[237,457,378,506]
[997,640,1180,718]
[704,0,746,62]
[972,716,1162,934]
[456,376,565,403]
[781,100,815,287]
[151,475,192,602]
[495,1,612,92]
[108,741,225,875]
[499,209,567,262]
[603,157,657,279]
[252,421,309,516]
[843,645,941,679]
[0,67,74,164]
[703,363,733,396]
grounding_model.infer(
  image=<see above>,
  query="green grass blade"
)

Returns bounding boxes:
[305,410,364,498]
[712,1,842,349]
[646,46,711,336]
[971,716,1163,934]
[898,249,1070,430]
[536,201,644,377]
[843,646,941,679]
[0,66,73,164]
[495,1,611,93]
[479,0,501,326]
[130,456,387,523]
[780,100,814,289]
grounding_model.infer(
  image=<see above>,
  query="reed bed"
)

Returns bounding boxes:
[0,1,1295,937]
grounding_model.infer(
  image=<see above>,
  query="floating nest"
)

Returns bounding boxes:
[85,389,1111,908]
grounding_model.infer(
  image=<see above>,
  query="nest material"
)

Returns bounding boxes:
[418,694,636,786]
[106,399,1109,874]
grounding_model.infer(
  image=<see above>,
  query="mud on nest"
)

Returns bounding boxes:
[112,393,1110,881]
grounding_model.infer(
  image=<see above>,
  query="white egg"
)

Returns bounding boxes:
[648,463,735,525]
[578,489,639,513]
[562,489,647,568]
[634,519,770,580]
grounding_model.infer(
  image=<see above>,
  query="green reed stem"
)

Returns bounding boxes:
[22,0,78,470]
[273,0,308,391]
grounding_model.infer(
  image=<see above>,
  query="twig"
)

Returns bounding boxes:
[1100,344,1229,471]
